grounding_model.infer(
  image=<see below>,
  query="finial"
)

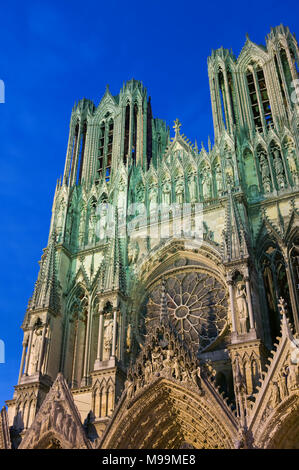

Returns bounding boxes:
[173,118,181,137]
[278,297,288,316]
[246,32,250,41]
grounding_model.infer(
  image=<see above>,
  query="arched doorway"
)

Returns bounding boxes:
[100,378,238,449]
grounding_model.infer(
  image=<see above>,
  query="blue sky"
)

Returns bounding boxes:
[0,0,298,407]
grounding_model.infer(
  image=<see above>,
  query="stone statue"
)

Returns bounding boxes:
[88,212,97,245]
[118,180,126,215]
[126,323,133,353]
[270,381,281,408]
[203,221,214,241]
[135,373,143,391]
[55,404,64,432]
[99,205,108,240]
[163,347,173,370]
[136,185,145,203]
[162,180,171,206]
[235,282,248,334]
[103,318,114,358]
[62,414,72,440]
[286,145,299,186]
[225,154,234,187]
[273,148,284,173]
[259,152,271,193]
[65,207,73,244]
[78,209,86,246]
[288,361,299,390]
[172,357,181,380]
[40,415,50,436]
[279,365,289,398]
[128,240,139,265]
[189,174,197,202]
[149,185,158,213]
[29,329,43,375]
[68,420,77,446]
[56,202,65,237]
[273,148,286,189]
[202,169,212,199]
[125,375,134,400]
[175,179,184,204]
[181,368,191,383]
[191,365,201,387]
[152,346,162,372]
[215,164,223,193]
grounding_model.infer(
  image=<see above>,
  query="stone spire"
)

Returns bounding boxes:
[26,233,60,315]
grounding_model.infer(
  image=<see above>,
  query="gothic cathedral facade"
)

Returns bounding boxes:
[1,24,299,449]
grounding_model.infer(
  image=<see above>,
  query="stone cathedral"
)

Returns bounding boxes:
[1,24,299,450]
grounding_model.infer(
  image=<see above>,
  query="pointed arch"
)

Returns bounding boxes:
[100,378,237,449]
[19,373,91,449]
[62,284,89,387]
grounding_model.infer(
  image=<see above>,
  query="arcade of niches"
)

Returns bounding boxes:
[1,24,299,449]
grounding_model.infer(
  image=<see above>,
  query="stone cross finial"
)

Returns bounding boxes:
[173,118,181,137]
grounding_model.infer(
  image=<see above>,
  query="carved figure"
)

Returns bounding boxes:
[175,179,184,204]
[271,381,281,408]
[215,164,223,193]
[189,174,197,202]
[162,180,171,205]
[235,282,248,334]
[103,318,114,356]
[202,169,212,199]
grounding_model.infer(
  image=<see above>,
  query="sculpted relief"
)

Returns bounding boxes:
[21,376,87,449]
[235,282,249,334]
[124,321,203,403]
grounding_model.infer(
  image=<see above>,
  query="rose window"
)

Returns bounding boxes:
[146,271,228,352]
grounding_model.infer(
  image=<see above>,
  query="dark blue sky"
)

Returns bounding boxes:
[0,0,298,407]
